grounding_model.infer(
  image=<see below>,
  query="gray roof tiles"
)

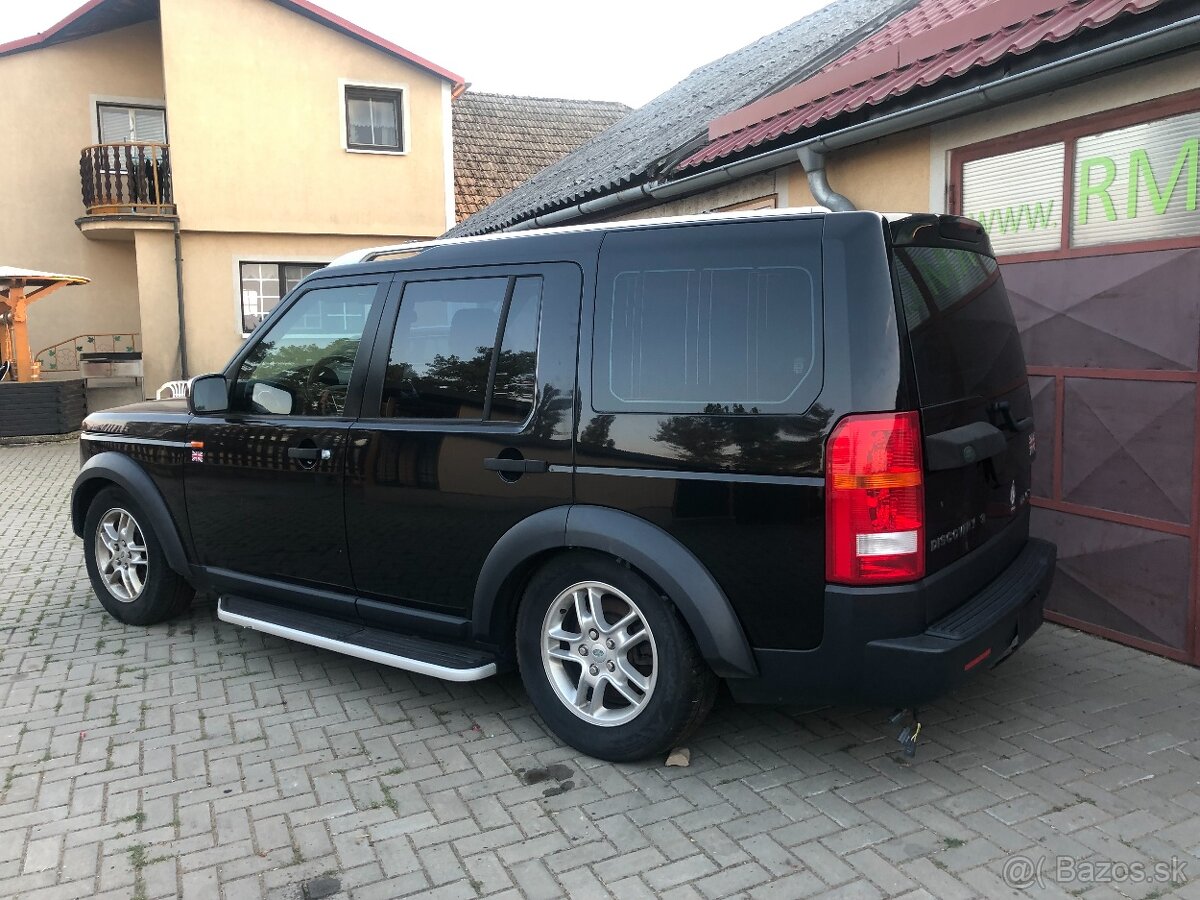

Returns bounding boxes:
[447,0,909,237]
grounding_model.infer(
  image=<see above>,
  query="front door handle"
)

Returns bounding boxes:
[288,446,331,462]
[484,457,549,474]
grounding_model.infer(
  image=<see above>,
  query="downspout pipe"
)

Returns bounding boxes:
[797,147,855,211]
[500,13,1200,232]
[173,220,188,379]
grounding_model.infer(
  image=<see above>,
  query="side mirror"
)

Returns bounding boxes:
[189,373,229,414]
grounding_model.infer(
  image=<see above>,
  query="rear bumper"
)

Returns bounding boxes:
[859,538,1053,705]
[728,538,1056,706]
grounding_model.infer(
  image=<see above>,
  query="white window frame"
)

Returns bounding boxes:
[233,257,331,338]
[339,78,410,155]
[89,94,167,145]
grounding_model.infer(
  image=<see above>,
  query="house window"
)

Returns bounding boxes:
[239,262,323,334]
[97,104,167,144]
[345,86,403,151]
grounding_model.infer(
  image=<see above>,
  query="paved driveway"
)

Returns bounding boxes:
[3,440,1200,900]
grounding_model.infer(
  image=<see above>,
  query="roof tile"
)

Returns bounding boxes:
[679,0,1164,170]
[447,0,910,236]
[453,92,631,222]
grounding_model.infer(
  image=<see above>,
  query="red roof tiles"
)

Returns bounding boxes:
[454,92,631,222]
[679,0,1162,171]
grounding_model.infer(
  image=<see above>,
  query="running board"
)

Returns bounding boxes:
[217,595,498,682]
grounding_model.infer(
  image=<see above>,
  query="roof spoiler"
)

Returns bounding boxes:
[889,213,995,256]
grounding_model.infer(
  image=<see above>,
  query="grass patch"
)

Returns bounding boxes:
[942,837,965,849]
[381,784,399,813]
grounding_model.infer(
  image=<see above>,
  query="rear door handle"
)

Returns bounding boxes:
[288,447,331,461]
[483,457,549,474]
[924,422,1006,471]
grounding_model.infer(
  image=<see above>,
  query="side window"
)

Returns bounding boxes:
[593,220,823,414]
[231,283,378,416]
[379,275,542,421]
[490,278,541,422]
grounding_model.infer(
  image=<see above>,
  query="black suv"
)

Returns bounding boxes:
[72,210,1055,761]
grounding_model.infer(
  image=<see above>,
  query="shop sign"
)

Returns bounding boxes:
[1074,110,1199,247]
[962,143,1065,255]
[960,108,1199,255]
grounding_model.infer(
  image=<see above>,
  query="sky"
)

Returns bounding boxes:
[0,0,837,107]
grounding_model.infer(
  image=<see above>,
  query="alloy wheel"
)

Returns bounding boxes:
[541,580,658,726]
[94,507,148,603]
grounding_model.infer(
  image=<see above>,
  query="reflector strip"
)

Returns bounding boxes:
[831,471,921,490]
[855,530,918,557]
[963,647,992,671]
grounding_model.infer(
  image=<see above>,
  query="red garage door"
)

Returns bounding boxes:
[952,90,1200,664]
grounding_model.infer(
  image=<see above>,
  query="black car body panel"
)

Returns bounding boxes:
[72,208,1055,712]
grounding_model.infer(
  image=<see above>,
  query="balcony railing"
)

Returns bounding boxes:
[36,332,141,373]
[79,142,175,216]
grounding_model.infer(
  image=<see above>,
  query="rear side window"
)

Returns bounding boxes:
[379,275,542,421]
[892,246,1025,408]
[593,219,823,414]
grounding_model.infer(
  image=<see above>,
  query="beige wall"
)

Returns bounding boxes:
[608,173,783,221]
[0,21,165,357]
[133,228,183,393]
[601,128,930,225]
[159,0,452,238]
[178,231,421,376]
[786,127,931,213]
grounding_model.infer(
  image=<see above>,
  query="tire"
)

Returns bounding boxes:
[83,486,194,626]
[516,552,718,762]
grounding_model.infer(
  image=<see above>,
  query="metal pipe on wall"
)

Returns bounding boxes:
[172,220,188,380]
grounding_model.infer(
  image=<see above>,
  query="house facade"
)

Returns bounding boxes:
[0,0,462,393]
[452,0,1200,665]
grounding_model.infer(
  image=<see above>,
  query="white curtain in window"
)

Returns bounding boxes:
[347,95,399,148]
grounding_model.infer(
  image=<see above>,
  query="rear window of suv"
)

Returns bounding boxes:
[593,219,823,415]
[892,244,1026,409]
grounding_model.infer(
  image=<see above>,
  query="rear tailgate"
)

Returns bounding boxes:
[889,216,1035,623]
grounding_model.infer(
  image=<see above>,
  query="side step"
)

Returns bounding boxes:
[217,595,498,682]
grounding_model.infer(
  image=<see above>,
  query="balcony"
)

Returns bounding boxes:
[77,142,177,240]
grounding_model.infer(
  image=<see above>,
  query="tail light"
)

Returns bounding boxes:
[826,411,925,585]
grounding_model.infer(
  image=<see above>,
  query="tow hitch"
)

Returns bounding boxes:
[890,708,922,759]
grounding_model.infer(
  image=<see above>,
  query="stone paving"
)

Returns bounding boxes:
[3,440,1200,900]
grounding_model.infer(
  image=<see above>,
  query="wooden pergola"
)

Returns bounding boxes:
[0,267,90,383]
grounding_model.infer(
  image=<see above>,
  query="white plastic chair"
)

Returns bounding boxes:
[156,380,190,400]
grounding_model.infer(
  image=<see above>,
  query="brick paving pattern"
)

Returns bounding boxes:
[2,440,1200,899]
